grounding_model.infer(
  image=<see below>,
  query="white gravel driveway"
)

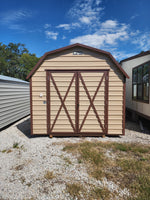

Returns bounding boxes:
[0,116,150,200]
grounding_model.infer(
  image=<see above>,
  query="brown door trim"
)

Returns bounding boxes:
[104,71,109,135]
[46,70,109,136]
[30,78,33,135]
[46,71,50,135]
[49,73,76,133]
[75,72,79,134]
[50,73,76,132]
[45,69,110,72]
[78,72,105,133]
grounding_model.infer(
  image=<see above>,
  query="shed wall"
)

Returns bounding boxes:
[0,78,30,129]
[31,47,124,135]
[121,55,150,117]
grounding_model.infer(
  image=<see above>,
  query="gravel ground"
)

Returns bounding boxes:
[0,116,150,200]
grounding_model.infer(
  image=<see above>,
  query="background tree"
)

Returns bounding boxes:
[0,42,40,80]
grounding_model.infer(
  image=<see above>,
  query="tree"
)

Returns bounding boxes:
[0,42,40,80]
[20,53,40,80]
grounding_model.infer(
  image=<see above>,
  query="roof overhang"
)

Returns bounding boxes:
[26,43,129,80]
[120,50,150,64]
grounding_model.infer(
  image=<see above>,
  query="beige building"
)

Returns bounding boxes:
[27,43,128,136]
[121,51,150,120]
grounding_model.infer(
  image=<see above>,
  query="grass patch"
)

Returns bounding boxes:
[20,176,26,184]
[90,187,111,200]
[64,142,107,180]
[64,141,150,199]
[26,182,32,187]
[6,149,12,153]
[110,142,150,154]
[1,143,24,153]
[15,164,24,171]
[1,148,12,153]
[63,157,72,165]
[44,170,55,180]
[2,149,7,153]
[66,183,84,199]
[13,142,20,148]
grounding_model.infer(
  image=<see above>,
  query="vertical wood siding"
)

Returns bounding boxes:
[0,76,30,129]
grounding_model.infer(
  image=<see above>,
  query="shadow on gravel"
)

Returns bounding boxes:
[125,117,150,135]
[17,118,31,138]
[17,117,48,139]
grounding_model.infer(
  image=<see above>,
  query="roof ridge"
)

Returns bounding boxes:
[120,50,150,63]
[26,43,129,79]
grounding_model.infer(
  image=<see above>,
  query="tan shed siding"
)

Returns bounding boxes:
[32,47,124,135]
[32,74,47,135]
[108,64,124,135]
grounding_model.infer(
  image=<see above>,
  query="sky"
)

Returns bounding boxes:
[0,0,150,61]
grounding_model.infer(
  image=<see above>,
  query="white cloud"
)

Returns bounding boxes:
[9,24,25,31]
[55,0,103,33]
[72,22,80,28]
[71,34,104,47]
[95,0,102,5]
[101,20,118,29]
[56,24,71,30]
[45,31,58,40]
[44,24,51,29]
[130,30,140,36]
[56,22,80,30]
[0,9,32,31]
[79,16,91,24]
[68,0,103,29]
[111,51,137,60]
[70,30,128,48]
[62,35,66,39]
[132,33,150,51]
[0,10,32,24]
[70,20,129,48]
[130,14,139,20]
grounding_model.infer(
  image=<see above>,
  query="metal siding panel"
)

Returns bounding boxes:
[0,78,30,129]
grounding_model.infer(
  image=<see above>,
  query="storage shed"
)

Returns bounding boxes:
[27,43,129,136]
[0,75,30,129]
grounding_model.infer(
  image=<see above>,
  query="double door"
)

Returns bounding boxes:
[46,70,108,136]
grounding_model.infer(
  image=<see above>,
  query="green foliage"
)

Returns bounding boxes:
[0,42,40,80]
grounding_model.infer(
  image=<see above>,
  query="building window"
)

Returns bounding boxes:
[73,51,83,55]
[132,62,149,103]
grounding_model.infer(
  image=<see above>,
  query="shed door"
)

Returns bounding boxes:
[46,71,108,136]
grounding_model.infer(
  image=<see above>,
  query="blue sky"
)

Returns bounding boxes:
[0,0,150,61]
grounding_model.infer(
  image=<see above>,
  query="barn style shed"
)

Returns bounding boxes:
[27,43,129,136]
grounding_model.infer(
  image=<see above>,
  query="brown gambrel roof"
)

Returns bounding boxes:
[26,43,129,79]
[120,50,150,64]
